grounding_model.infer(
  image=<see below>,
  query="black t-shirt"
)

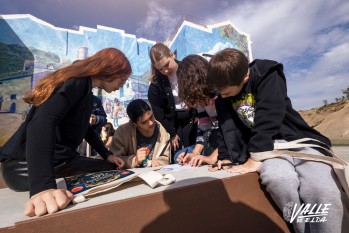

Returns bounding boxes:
[136,124,159,167]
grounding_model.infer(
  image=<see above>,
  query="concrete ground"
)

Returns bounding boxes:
[333,146,349,162]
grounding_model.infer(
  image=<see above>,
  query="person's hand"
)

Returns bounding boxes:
[188,154,204,167]
[90,114,97,125]
[101,127,107,140]
[208,159,232,172]
[227,158,262,174]
[171,134,180,151]
[107,155,125,169]
[189,155,214,167]
[203,153,218,165]
[135,147,148,166]
[176,151,195,165]
[24,189,74,217]
[151,159,160,167]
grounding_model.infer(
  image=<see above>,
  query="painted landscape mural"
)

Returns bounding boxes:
[0,14,251,145]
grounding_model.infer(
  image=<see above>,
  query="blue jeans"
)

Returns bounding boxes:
[173,145,195,164]
[113,118,118,127]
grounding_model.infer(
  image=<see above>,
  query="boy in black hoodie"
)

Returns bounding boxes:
[207,48,348,233]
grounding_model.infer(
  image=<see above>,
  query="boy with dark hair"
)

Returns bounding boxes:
[110,99,171,168]
[207,48,348,233]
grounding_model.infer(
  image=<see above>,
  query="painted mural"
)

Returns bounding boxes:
[0,14,251,146]
[169,21,251,61]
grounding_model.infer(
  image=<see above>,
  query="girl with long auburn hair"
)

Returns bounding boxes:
[24,48,131,106]
[0,47,131,217]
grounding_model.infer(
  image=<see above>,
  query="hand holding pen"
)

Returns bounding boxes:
[177,148,189,165]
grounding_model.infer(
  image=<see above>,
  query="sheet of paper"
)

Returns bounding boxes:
[161,164,193,172]
[138,171,175,188]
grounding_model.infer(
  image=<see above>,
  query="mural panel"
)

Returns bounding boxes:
[0,15,251,146]
[170,21,251,61]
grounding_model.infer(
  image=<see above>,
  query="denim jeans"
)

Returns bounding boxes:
[173,145,196,164]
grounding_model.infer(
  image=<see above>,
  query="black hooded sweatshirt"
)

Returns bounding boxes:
[215,59,331,164]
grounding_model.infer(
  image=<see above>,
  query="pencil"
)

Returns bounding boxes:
[183,148,189,157]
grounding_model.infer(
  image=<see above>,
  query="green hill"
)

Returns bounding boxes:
[0,42,34,74]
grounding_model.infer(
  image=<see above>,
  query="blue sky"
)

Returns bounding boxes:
[1,0,348,110]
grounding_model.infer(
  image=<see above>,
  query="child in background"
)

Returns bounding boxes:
[101,122,115,150]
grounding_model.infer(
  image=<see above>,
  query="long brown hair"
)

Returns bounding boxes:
[104,122,115,137]
[177,55,211,108]
[24,48,131,106]
[149,43,172,82]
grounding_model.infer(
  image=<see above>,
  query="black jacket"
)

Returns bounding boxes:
[148,60,196,138]
[216,59,331,164]
[0,77,112,196]
[148,67,177,137]
[91,95,107,135]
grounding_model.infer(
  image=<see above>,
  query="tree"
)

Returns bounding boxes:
[323,100,328,106]
[342,86,349,99]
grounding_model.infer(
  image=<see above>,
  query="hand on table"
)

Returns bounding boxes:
[227,158,262,174]
[208,159,233,172]
[107,155,125,169]
[189,154,215,167]
[24,189,73,217]
[151,159,161,167]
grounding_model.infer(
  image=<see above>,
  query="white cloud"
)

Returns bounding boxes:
[136,0,180,42]
[287,42,349,109]
[198,42,234,61]
[206,0,349,109]
[206,42,234,55]
[208,0,349,60]
[313,43,349,74]
[133,0,349,109]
